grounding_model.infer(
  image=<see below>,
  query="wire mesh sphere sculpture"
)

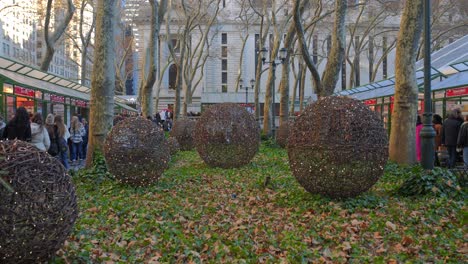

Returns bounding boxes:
[276,121,292,148]
[104,117,170,186]
[195,103,260,168]
[0,140,78,263]
[287,96,388,198]
[170,119,196,151]
[167,137,181,155]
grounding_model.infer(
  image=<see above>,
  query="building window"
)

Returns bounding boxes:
[221,34,228,93]
[221,33,227,44]
[170,39,180,53]
[221,46,227,57]
[168,64,178,90]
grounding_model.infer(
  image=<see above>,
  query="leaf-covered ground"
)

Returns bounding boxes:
[54,145,466,263]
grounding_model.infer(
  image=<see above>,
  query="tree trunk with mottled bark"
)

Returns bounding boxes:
[86,0,116,167]
[389,0,424,165]
[279,22,296,128]
[140,0,159,117]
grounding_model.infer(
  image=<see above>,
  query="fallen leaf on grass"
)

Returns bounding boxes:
[385,221,397,231]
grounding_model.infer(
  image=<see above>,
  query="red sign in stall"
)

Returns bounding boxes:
[446,87,468,97]
[364,99,377,105]
[75,100,87,107]
[14,86,35,97]
[50,94,65,104]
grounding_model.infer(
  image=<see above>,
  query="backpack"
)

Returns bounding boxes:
[48,126,60,156]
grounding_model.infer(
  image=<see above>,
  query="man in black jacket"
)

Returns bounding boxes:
[442,109,462,168]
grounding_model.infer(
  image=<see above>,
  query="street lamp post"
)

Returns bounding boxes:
[259,47,287,138]
[420,0,435,169]
[249,79,255,106]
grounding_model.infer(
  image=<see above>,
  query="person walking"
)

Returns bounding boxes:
[457,115,468,167]
[1,106,31,141]
[80,118,89,160]
[0,114,6,137]
[69,116,85,165]
[442,109,462,168]
[54,115,70,170]
[416,116,423,162]
[433,114,443,166]
[30,113,50,151]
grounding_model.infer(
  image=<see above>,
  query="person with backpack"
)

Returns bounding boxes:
[69,116,85,165]
[54,115,70,170]
[45,114,60,157]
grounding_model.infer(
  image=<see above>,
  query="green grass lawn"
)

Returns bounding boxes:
[53,145,466,263]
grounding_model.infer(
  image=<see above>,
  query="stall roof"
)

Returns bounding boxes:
[0,56,91,93]
[335,35,468,100]
[432,69,468,91]
[0,67,90,100]
[0,56,138,112]
[334,68,440,100]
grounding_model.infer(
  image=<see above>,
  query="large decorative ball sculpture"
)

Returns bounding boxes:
[104,117,170,186]
[170,119,196,150]
[0,140,78,263]
[167,137,181,155]
[195,103,260,168]
[287,96,388,198]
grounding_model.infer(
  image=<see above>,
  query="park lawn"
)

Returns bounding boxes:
[53,144,466,263]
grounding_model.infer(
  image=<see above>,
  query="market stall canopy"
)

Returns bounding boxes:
[0,55,137,112]
[335,35,468,100]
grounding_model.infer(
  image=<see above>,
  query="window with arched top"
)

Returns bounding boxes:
[168,64,177,90]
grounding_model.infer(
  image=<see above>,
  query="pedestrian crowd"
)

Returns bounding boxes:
[0,106,88,170]
[416,108,468,168]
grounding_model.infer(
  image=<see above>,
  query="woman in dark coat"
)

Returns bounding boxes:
[1,107,31,141]
[442,109,462,168]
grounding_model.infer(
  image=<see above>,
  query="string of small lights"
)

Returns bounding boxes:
[287,96,389,198]
[194,103,261,169]
[0,140,78,263]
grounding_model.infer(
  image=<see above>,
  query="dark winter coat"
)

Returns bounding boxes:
[2,121,32,141]
[441,118,462,146]
[457,121,468,147]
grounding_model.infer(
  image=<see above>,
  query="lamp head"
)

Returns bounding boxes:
[260,47,268,63]
[279,47,287,63]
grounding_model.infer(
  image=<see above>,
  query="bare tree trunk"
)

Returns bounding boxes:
[41,0,75,71]
[321,0,347,96]
[299,64,306,111]
[389,0,424,165]
[262,38,280,136]
[79,0,95,85]
[293,0,322,96]
[86,0,116,168]
[279,22,296,128]
[290,57,299,116]
[141,0,159,117]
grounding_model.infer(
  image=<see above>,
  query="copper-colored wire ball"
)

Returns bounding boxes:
[195,103,260,168]
[170,119,196,151]
[167,137,181,155]
[287,96,388,198]
[104,117,170,186]
[0,140,78,263]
